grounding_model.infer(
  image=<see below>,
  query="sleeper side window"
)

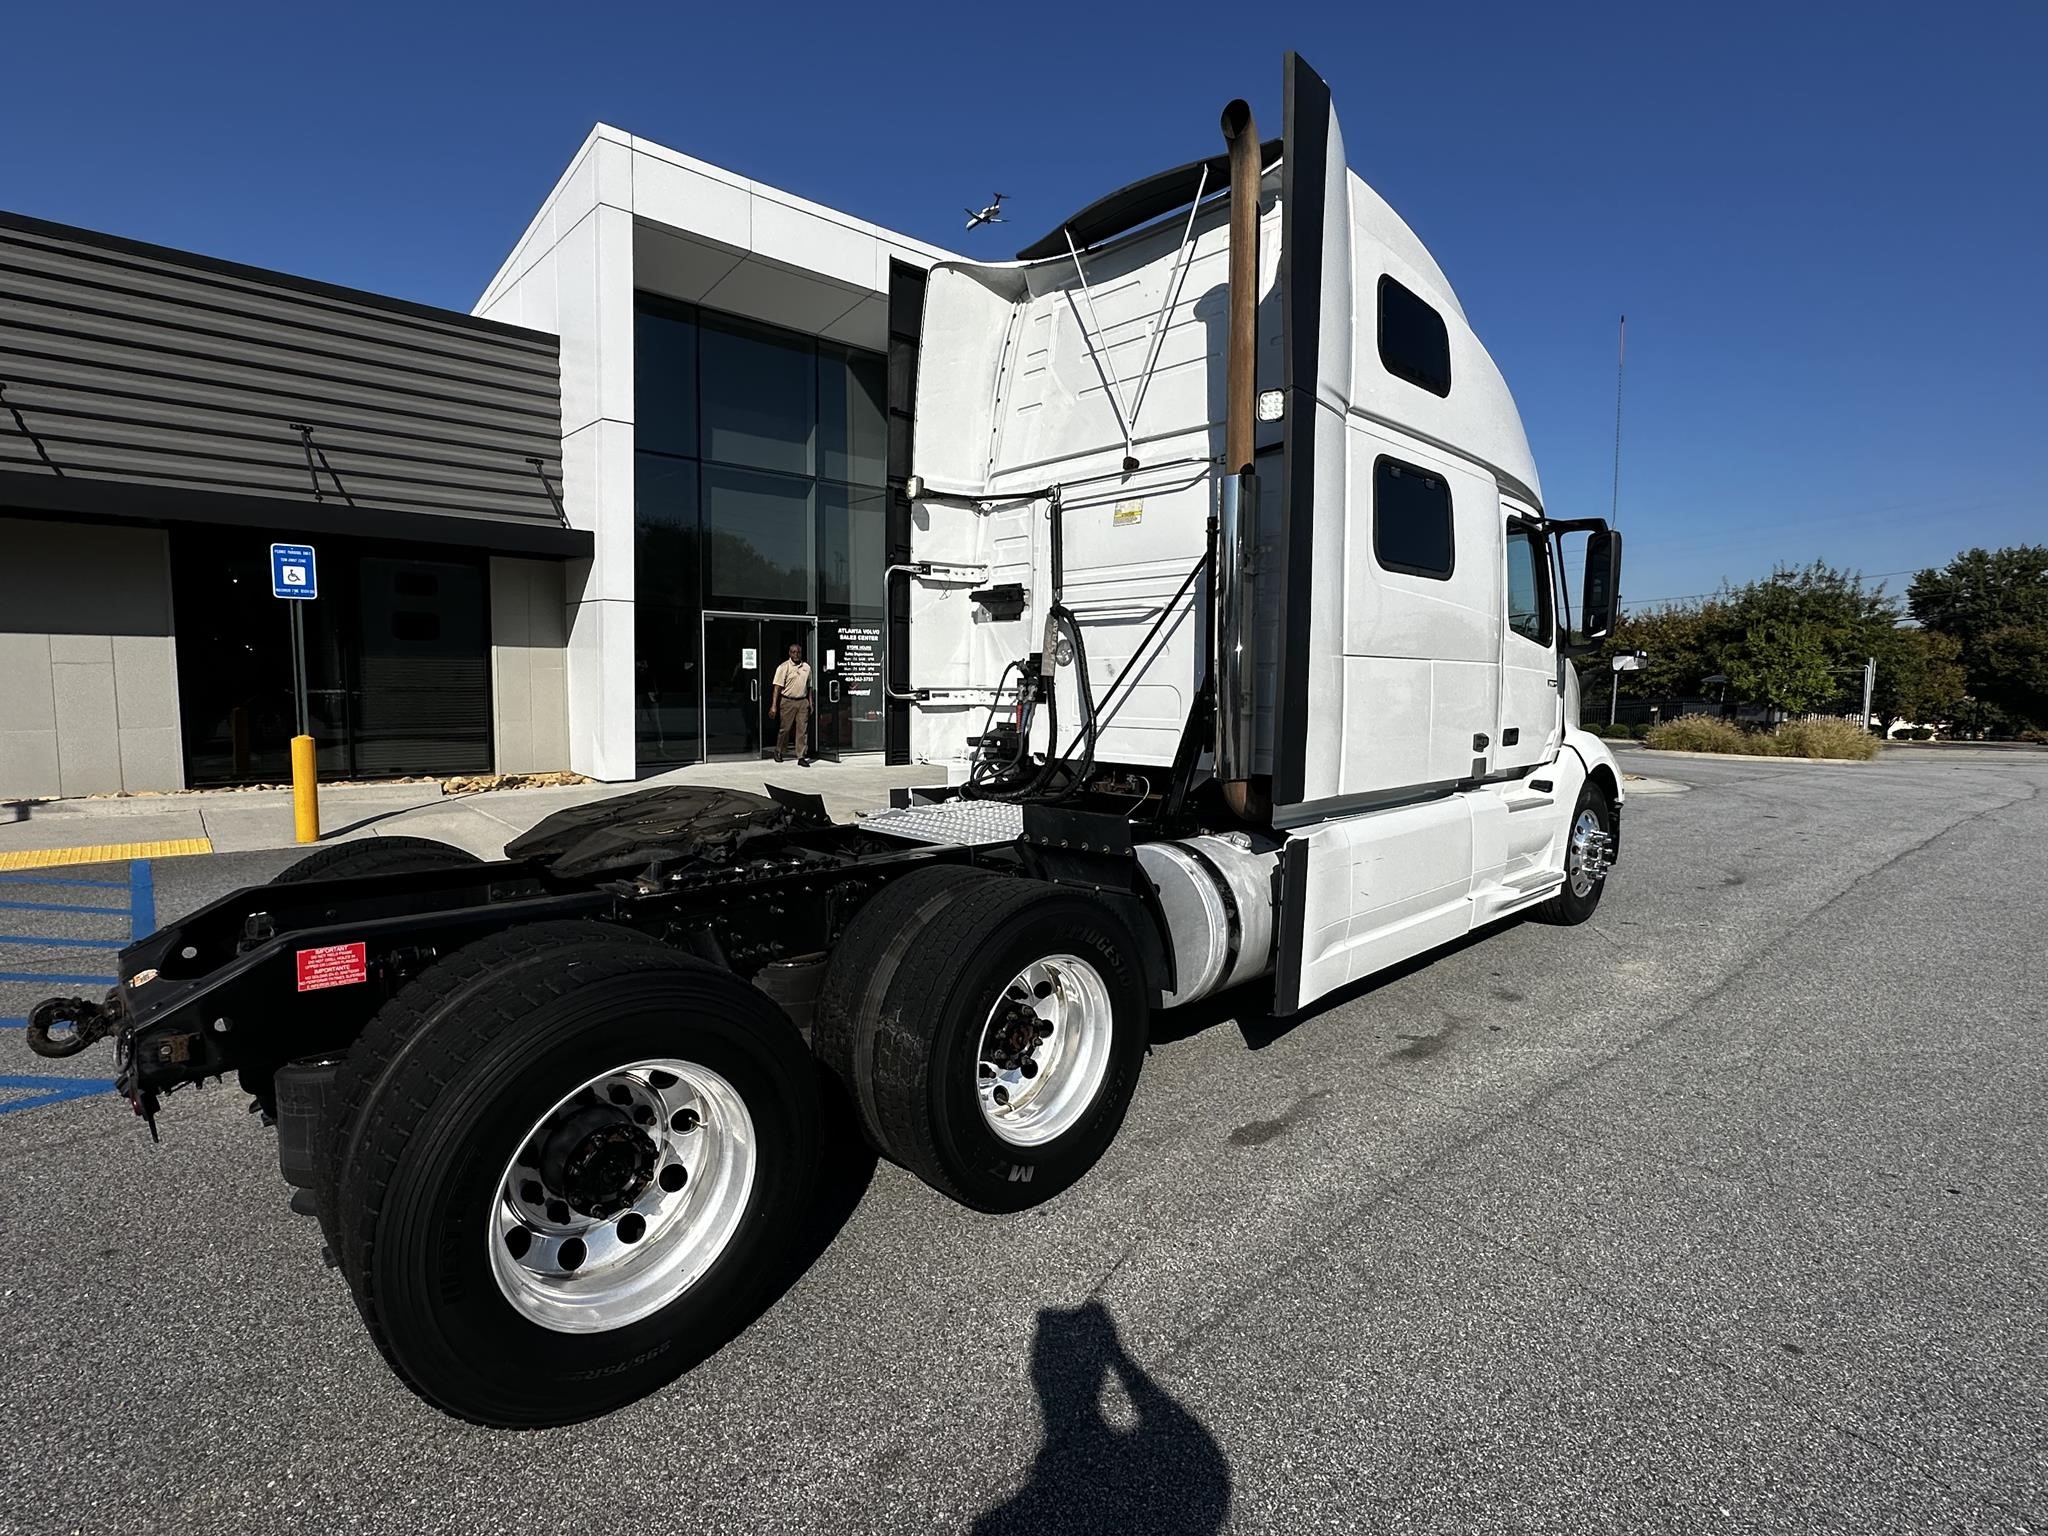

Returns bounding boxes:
[1505,522,1551,645]
[1378,275,1451,397]
[1373,457,1454,580]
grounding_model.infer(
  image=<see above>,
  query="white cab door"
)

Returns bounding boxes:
[1496,516,1559,774]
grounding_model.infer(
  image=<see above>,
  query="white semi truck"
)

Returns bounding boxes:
[30,54,1622,1426]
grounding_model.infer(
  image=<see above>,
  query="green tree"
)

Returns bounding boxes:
[1601,562,1903,716]
[1976,623,2048,729]
[1719,620,1841,714]
[1600,600,1731,700]
[1871,626,1967,730]
[1909,545,2048,729]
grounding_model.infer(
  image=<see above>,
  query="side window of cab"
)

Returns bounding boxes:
[1505,522,1550,645]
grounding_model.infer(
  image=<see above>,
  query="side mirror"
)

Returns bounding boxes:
[1580,529,1622,644]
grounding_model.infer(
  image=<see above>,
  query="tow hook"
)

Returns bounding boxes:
[25,996,118,1060]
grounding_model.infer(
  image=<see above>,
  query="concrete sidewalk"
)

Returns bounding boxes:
[0,756,946,867]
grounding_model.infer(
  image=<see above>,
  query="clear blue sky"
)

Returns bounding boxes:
[8,2,2043,609]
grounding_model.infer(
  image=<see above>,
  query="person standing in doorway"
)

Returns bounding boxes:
[770,641,813,766]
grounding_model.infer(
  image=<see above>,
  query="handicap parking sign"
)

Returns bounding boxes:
[271,543,317,599]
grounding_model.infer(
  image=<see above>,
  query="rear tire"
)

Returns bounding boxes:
[857,878,1149,1213]
[812,862,992,1148]
[311,920,657,1255]
[326,924,816,1426]
[273,834,480,884]
[1533,782,1615,925]
[276,834,487,1241]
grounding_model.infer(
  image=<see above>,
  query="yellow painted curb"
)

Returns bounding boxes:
[0,838,214,871]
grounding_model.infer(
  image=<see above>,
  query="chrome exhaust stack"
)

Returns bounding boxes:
[1217,99,1265,824]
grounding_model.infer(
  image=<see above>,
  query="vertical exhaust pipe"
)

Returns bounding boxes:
[1217,100,1264,822]
[1221,100,1259,477]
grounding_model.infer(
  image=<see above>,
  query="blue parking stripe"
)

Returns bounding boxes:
[0,972,116,986]
[0,874,127,889]
[1,1018,22,1030]
[130,858,155,937]
[0,899,131,916]
[0,933,126,949]
[0,1075,118,1114]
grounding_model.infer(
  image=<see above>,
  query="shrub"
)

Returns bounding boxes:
[1644,714,1750,753]
[1629,723,1653,740]
[1774,718,1880,760]
[1909,726,1935,741]
[2021,727,2048,745]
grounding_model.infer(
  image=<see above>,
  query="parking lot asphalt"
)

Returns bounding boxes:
[3,748,2043,1535]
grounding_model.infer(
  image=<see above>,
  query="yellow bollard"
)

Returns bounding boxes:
[291,734,320,844]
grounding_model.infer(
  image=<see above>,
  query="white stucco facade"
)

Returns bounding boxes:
[474,125,954,780]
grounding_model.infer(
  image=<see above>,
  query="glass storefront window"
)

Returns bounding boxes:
[634,292,890,767]
[635,453,700,609]
[818,480,888,617]
[170,530,491,785]
[635,301,698,459]
[819,343,887,487]
[703,464,812,612]
[635,601,700,766]
[699,314,815,475]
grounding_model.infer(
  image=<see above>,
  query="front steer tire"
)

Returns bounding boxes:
[1532,781,1616,925]
[857,877,1150,1214]
[327,922,818,1427]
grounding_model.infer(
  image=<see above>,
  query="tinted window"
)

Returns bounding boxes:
[634,599,700,768]
[634,453,700,611]
[819,344,887,486]
[1373,457,1454,579]
[699,315,814,474]
[1378,275,1451,397]
[1505,524,1550,644]
[818,481,889,617]
[635,300,698,459]
[703,464,812,611]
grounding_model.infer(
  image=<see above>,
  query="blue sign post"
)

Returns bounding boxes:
[270,543,318,738]
[270,542,317,599]
[270,543,321,842]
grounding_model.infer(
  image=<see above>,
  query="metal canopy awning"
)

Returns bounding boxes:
[0,469,592,559]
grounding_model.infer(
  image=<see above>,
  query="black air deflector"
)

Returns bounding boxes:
[1271,53,1333,816]
[1015,138,1283,260]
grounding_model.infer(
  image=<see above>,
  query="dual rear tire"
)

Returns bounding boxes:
[306,846,1148,1424]
[814,866,1151,1213]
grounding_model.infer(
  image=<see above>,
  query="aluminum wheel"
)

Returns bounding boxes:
[1567,807,1614,898]
[976,954,1115,1148]
[487,1058,756,1334]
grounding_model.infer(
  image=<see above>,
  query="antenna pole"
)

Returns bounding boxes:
[1610,314,1626,529]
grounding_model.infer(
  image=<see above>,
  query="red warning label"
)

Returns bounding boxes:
[296,941,368,992]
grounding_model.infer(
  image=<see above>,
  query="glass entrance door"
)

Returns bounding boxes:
[701,614,818,760]
[816,618,885,758]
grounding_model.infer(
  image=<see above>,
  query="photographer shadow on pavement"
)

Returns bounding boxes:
[972,1299,1230,1535]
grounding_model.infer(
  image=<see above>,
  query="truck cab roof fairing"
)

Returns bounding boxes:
[1014,139,1284,262]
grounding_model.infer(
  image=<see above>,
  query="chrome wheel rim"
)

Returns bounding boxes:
[487,1058,756,1334]
[1568,807,1613,898]
[976,954,1115,1147]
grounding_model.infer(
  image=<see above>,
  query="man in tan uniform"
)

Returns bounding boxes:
[769,642,813,765]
